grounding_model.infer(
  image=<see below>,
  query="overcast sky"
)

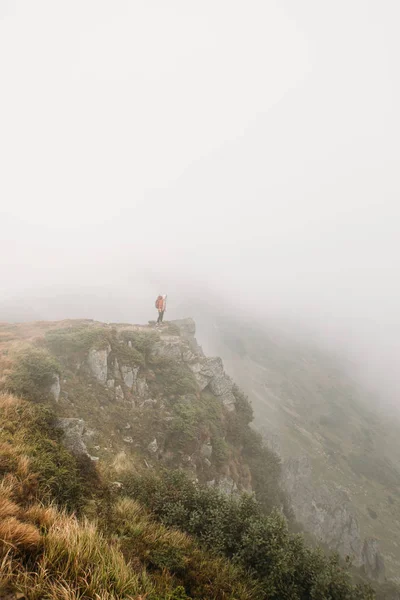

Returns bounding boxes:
[1,1,400,400]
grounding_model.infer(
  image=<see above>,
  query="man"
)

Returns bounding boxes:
[155,294,167,326]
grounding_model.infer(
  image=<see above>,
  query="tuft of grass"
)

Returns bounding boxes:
[0,517,41,550]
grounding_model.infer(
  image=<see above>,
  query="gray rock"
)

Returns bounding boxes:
[106,379,115,389]
[90,455,99,462]
[123,436,134,444]
[204,458,212,468]
[148,438,158,453]
[120,365,139,389]
[50,374,61,402]
[56,418,89,457]
[88,345,110,384]
[362,538,386,582]
[171,318,196,337]
[190,357,236,411]
[170,318,204,354]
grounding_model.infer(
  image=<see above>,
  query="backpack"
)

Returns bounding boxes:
[155,296,163,309]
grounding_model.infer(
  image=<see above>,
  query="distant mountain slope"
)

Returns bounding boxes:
[192,311,400,583]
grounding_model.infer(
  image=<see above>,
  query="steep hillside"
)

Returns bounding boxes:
[0,317,380,599]
[191,312,400,584]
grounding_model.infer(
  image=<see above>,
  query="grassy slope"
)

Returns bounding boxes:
[195,316,400,582]
[0,392,261,600]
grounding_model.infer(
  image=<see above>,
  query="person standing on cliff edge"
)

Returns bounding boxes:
[155,294,167,326]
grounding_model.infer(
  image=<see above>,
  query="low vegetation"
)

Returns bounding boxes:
[3,347,60,402]
[122,469,374,600]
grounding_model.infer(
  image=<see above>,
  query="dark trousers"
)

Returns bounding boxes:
[157,310,164,323]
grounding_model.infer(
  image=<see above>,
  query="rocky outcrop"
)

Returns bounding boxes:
[172,321,236,411]
[188,357,236,411]
[120,365,139,390]
[87,345,111,384]
[52,319,249,490]
[282,456,385,578]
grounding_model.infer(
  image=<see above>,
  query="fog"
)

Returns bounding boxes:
[1,1,400,404]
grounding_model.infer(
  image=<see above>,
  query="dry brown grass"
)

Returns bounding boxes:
[0,517,41,550]
[23,504,59,529]
[0,497,19,519]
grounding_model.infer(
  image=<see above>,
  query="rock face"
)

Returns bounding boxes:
[171,321,236,411]
[87,346,110,384]
[282,456,385,578]
[120,365,139,390]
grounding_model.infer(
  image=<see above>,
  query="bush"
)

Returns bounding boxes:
[119,329,158,362]
[122,469,374,600]
[106,497,259,599]
[4,348,60,402]
[113,341,145,367]
[149,356,198,397]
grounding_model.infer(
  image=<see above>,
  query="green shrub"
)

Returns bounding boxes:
[122,469,373,600]
[120,329,158,361]
[150,357,198,397]
[211,435,230,467]
[165,392,225,457]
[113,341,145,367]
[5,348,61,402]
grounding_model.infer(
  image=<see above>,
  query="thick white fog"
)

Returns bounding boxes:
[1,1,400,403]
